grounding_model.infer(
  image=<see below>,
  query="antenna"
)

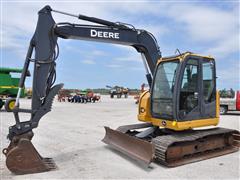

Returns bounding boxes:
[175,49,182,55]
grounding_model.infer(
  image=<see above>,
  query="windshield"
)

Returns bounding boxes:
[152,60,179,119]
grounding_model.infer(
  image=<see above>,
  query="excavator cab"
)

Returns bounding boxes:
[138,52,219,130]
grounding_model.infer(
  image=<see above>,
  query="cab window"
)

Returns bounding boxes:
[179,59,199,114]
[151,60,179,119]
[202,60,215,103]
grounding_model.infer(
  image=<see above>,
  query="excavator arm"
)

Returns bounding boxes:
[8,5,161,139]
[3,5,161,174]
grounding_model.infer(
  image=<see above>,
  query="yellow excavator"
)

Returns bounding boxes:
[3,6,239,175]
[103,53,240,166]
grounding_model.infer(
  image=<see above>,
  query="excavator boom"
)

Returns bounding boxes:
[3,5,161,174]
[8,5,161,141]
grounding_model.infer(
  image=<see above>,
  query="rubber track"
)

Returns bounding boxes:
[152,128,239,165]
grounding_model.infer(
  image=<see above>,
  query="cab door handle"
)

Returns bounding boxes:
[194,92,198,99]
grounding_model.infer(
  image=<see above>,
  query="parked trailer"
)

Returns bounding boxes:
[220,90,240,114]
[106,85,129,98]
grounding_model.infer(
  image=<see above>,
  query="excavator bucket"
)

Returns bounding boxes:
[2,132,57,175]
[102,126,155,166]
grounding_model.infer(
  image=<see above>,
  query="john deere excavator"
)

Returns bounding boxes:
[3,6,239,175]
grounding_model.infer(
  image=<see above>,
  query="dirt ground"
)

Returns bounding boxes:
[0,96,239,179]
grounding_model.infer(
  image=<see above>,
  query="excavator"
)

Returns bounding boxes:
[2,6,239,175]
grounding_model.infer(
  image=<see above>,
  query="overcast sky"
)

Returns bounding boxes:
[0,0,239,90]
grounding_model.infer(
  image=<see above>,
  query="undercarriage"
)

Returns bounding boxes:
[103,123,240,167]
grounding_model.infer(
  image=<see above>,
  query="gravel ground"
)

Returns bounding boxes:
[0,96,239,179]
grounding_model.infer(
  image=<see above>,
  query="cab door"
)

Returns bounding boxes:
[177,56,216,121]
[178,57,201,120]
[200,58,216,118]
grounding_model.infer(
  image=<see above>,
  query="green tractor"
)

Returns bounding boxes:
[0,67,30,111]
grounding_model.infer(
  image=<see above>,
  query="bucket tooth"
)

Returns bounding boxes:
[102,126,155,166]
[3,133,57,175]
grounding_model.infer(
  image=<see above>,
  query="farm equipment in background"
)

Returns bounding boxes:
[106,85,129,98]
[58,88,101,103]
[86,90,101,102]
[220,89,240,114]
[70,89,101,103]
[0,67,30,110]
[57,88,72,102]
[25,88,32,99]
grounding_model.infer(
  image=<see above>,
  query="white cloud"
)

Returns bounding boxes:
[61,43,107,57]
[0,2,169,51]
[168,4,238,41]
[91,50,107,56]
[205,36,239,58]
[106,64,122,68]
[165,3,239,58]
[115,55,141,62]
[81,59,96,64]
[129,67,145,71]
[2,2,238,49]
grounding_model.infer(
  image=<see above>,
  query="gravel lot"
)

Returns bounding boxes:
[0,96,239,179]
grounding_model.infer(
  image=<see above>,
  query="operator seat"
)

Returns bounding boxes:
[182,73,198,112]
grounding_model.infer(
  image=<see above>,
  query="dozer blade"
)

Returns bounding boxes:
[102,126,155,166]
[2,132,57,175]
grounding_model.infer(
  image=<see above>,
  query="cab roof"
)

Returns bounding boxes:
[160,52,214,62]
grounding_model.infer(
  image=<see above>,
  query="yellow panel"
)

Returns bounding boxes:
[0,86,17,89]
[157,52,214,65]
[216,91,220,118]
[138,114,219,131]
[138,91,219,131]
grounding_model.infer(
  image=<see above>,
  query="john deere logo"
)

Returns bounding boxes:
[162,121,166,126]
[90,29,120,39]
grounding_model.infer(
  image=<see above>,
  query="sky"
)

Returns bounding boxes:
[0,0,239,90]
